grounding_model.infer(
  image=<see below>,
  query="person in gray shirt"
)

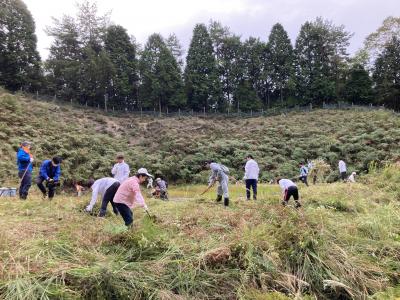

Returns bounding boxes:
[204,160,229,207]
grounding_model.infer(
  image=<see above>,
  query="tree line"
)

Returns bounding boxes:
[1,0,399,112]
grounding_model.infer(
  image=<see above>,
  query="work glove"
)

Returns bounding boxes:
[85,206,92,212]
[30,158,34,163]
[48,178,54,183]
[143,205,149,212]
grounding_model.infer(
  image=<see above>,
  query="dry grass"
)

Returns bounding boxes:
[1,176,400,299]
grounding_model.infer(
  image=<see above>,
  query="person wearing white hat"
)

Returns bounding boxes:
[155,177,168,200]
[348,172,357,183]
[113,168,152,227]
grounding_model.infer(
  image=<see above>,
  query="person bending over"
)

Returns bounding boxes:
[113,168,152,227]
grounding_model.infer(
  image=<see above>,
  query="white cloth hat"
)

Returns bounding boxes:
[137,167,153,177]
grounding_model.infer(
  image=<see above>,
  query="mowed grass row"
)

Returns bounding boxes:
[1,172,400,299]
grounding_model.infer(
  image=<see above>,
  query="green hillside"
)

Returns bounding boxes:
[2,89,400,299]
[1,89,400,185]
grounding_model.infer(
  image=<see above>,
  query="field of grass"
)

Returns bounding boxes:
[1,166,400,299]
[2,88,400,186]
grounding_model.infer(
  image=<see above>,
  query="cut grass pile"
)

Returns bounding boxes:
[1,167,400,299]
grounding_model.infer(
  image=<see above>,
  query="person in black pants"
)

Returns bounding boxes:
[277,178,301,208]
[36,157,62,199]
[244,155,260,200]
[85,177,120,217]
[16,141,34,200]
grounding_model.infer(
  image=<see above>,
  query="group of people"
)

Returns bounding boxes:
[16,141,357,227]
[17,141,62,200]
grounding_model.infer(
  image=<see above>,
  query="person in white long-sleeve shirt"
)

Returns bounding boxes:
[85,177,120,217]
[277,178,301,208]
[111,154,130,183]
[244,155,260,200]
[338,160,347,181]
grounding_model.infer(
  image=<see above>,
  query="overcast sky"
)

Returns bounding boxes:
[24,0,398,59]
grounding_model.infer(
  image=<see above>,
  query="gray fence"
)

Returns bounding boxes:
[24,91,390,119]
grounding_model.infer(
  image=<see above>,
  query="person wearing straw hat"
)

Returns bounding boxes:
[16,141,34,200]
[113,168,152,227]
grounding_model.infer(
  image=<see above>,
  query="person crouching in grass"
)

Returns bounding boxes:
[84,177,120,217]
[277,178,302,208]
[113,168,152,227]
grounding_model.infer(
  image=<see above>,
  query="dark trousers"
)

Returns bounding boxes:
[245,179,257,200]
[114,203,133,226]
[300,176,309,186]
[18,170,32,199]
[36,176,56,198]
[99,182,120,216]
[340,172,347,181]
[284,186,300,203]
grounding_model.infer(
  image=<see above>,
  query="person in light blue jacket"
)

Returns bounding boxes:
[35,157,62,199]
[16,141,34,200]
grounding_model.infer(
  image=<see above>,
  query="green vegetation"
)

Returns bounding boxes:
[1,89,400,185]
[1,168,400,299]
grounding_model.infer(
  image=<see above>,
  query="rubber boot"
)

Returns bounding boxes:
[295,201,302,209]
[224,198,229,207]
[216,195,222,202]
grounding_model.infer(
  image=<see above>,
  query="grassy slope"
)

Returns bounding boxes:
[1,171,400,299]
[2,90,400,299]
[1,89,400,185]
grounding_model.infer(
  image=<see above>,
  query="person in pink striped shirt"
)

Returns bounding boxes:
[113,168,152,227]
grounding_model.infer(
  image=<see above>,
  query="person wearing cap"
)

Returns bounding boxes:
[299,162,309,186]
[113,168,152,227]
[111,154,130,183]
[204,161,230,207]
[84,177,120,217]
[244,154,259,200]
[277,178,301,208]
[16,141,34,200]
[36,156,62,200]
[155,177,168,200]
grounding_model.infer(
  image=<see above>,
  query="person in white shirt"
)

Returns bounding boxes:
[277,178,301,208]
[338,160,347,181]
[111,154,130,183]
[244,155,260,200]
[348,172,356,183]
[299,162,309,186]
[147,177,153,189]
[85,177,120,217]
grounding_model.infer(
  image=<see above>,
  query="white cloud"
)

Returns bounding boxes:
[23,0,399,59]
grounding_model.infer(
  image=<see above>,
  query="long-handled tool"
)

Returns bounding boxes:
[19,162,31,184]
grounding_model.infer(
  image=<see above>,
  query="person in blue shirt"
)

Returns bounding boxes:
[299,162,309,187]
[16,141,34,200]
[35,156,62,199]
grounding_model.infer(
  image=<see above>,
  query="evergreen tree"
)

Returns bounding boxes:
[267,23,294,105]
[78,46,115,107]
[104,25,138,110]
[342,64,373,104]
[294,18,351,105]
[184,24,219,111]
[233,80,262,112]
[45,16,81,100]
[166,33,184,69]
[373,36,400,110]
[139,33,185,111]
[0,0,41,91]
